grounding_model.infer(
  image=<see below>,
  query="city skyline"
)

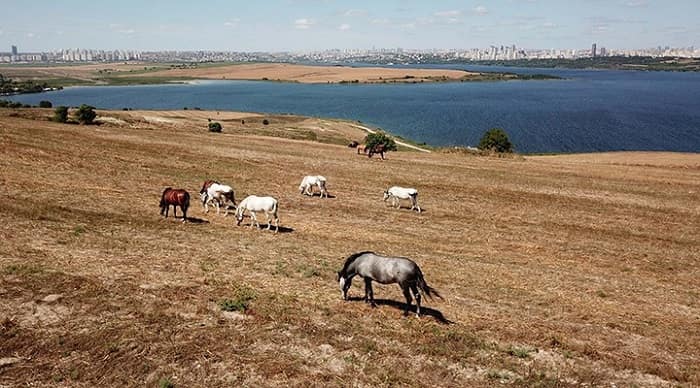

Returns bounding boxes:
[1,0,698,52]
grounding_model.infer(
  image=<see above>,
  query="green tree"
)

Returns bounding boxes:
[364,132,398,151]
[208,121,222,132]
[478,128,514,153]
[53,106,69,123]
[39,100,53,108]
[75,104,96,125]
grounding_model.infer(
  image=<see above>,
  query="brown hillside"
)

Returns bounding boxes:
[1,108,699,386]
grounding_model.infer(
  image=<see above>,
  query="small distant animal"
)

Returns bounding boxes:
[356,144,367,154]
[200,181,236,215]
[235,195,280,233]
[368,144,386,160]
[299,175,328,198]
[383,186,421,213]
[348,141,359,148]
[160,187,190,222]
[337,251,442,317]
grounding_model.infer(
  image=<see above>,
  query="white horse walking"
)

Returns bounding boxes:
[235,195,280,233]
[299,175,328,198]
[383,186,421,213]
[200,182,236,216]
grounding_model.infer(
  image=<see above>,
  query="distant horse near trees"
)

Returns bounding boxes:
[337,251,442,317]
[160,188,190,221]
[368,144,386,159]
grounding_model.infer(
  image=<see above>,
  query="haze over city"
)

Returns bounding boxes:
[1,0,698,51]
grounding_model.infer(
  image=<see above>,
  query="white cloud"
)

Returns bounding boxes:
[473,5,488,16]
[343,9,366,17]
[434,10,461,18]
[371,18,390,25]
[224,18,240,27]
[26,32,35,38]
[118,29,135,34]
[338,23,351,31]
[294,18,315,29]
[625,0,648,7]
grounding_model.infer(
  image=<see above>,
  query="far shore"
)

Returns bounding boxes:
[0,61,559,88]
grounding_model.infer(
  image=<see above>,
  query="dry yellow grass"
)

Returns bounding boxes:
[0,62,476,84]
[136,63,476,83]
[1,108,699,387]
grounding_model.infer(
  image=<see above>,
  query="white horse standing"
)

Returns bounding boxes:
[200,183,236,216]
[235,195,280,233]
[299,175,328,198]
[383,186,421,213]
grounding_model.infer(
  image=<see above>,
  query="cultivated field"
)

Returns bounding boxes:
[1,108,699,387]
[0,62,478,85]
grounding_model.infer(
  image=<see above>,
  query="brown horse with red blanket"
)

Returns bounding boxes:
[160,187,190,221]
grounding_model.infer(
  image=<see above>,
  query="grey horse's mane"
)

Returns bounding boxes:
[340,251,375,275]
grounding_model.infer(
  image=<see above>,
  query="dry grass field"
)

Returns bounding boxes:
[1,108,699,387]
[0,62,477,85]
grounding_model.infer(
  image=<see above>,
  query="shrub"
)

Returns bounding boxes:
[364,132,398,152]
[219,286,256,313]
[75,104,97,125]
[208,121,222,132]
[478,128,514,153]
[53,106,69,123]
[38,100,52,108]
[262,119,270,125]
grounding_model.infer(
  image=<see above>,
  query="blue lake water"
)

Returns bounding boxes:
[7,65,700,153]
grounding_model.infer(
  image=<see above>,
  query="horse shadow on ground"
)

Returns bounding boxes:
[348,296,452,324]
[387,206,427,214]
[304,193,337,199]
[183,217,209,224]
[240,223,295,234]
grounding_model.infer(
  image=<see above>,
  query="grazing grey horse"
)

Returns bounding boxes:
[336,251,442,317]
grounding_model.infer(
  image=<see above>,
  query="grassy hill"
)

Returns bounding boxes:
[1,108,699,386]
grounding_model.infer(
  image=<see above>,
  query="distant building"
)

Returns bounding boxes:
[591,43,597,58]
[11,45,18,56]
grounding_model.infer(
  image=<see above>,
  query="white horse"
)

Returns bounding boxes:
[200,183,236,216]
[299,175,328,198]
[383,186,421,213]
[235,195,280,233]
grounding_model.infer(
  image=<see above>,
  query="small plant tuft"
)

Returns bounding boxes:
[53,106,69,123]
[39,100,53,108]
[208,121,222,133]
[219,287,256,312]
[262,119,270,125]
[75,104,97,125]
[158,377,175,388]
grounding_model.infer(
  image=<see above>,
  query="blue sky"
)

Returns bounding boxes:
[1,0,698,51]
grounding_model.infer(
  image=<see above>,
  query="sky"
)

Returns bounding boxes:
[1,0,698,52]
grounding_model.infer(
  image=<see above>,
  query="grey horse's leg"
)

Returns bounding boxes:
[401,285,413,316]
[364,277,376,307]
[250,211,258,228]
[411,284,422,317]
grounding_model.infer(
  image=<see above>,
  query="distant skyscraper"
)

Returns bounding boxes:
[11,45,18,56]
[591,43,597,58]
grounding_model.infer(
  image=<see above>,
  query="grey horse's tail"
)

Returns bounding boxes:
[416,270,443,300]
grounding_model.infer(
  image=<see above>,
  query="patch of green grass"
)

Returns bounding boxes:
[219,286,257,312]
[158,377,175,388]
[507,346,534,359]
[73,224,86,236]
[3,263,44,276]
